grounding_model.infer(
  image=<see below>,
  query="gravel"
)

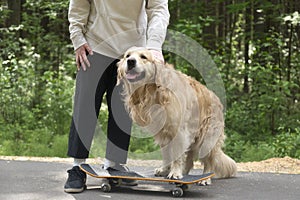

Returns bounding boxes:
[1,156,299,174]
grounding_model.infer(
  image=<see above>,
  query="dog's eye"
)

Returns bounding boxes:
[126,54,130,58]
[140,54,147,59]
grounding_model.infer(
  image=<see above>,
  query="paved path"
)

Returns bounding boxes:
[0,159,299,200]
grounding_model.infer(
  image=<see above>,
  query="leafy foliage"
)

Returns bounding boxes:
[0,0,72,157]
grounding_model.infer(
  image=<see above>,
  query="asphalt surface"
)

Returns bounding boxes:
[0,159,299,200]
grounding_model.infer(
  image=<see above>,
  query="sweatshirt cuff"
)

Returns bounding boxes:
[70,32,87,51]
[146,39,163,52]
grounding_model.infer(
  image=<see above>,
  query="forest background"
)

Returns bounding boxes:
[0,0,299,162]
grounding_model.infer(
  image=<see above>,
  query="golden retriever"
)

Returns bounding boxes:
[117,47,237,181]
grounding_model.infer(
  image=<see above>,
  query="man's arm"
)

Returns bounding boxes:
[68,0,93,70]
[68,0,91,50]
[146,0,170,52]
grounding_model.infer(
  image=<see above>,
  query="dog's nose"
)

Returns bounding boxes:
[127,58,136,70]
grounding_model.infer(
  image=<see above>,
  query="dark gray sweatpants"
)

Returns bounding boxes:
[67,52,132,164]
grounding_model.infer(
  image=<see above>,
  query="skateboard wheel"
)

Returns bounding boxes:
[180,184,189,191]
[171,187,184,197]
[101,183,111,193]
[110,178,121,186]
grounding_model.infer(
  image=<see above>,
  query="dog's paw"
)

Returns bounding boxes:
[197,178,212,186]
[154,167,170,177]
[167,171,183,180]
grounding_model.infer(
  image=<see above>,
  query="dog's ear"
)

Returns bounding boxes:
[154,60,165,86]
[116,59,124,86]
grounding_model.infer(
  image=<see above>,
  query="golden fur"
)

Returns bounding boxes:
[117,47,237,181]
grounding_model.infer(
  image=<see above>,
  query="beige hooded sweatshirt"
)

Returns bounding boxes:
[68,0,170,58]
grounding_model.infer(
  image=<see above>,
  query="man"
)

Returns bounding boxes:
[64,0,170,193]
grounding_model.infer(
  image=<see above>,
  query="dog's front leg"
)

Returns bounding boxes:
[167,155,185,179]
[158,141,185,179]
[154,165,170,177]
[154,147,171,177]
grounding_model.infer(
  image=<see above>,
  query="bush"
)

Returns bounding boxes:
[272,128,300,158]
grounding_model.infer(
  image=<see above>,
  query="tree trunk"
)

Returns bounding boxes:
[243,0,252,93]
[6,0,21,27]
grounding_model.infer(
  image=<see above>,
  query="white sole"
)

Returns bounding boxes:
[64,187,85,193]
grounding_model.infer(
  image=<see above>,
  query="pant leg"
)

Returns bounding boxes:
[67,52,115,159]
[105,61,132,164]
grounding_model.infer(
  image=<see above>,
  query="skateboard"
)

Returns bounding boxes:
[80,164,214,197]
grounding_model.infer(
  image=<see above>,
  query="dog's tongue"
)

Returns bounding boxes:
[126,72,139,80]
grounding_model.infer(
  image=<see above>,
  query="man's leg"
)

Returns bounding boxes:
[102,62,137,186]
[65,53,115,193]
[105,61,132,165]
[67,53,115,159]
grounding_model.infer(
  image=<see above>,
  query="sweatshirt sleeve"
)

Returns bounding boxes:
[146,0,170,51]
[68,0,91,50]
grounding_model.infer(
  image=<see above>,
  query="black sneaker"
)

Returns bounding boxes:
[105,164,138,186]
[64,166,87,193]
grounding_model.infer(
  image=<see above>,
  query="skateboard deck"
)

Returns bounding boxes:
[80,163,214,197]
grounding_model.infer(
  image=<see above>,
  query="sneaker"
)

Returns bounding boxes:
[105,164,138,186]
[64,166,87,193]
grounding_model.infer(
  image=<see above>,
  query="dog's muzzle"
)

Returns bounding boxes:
[125,58,145,82]
[127,58,136,70]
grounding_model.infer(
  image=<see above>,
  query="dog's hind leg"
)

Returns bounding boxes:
[198,154,213,185]
[182,150,195,175]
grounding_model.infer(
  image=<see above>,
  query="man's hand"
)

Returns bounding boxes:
[150,50,164,63]
[75,43,93,71]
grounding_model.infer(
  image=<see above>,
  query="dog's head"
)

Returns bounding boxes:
[117,47,159,87]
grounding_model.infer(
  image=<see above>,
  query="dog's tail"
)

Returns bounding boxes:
[202,149,237,178]
[212,150,237,178]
